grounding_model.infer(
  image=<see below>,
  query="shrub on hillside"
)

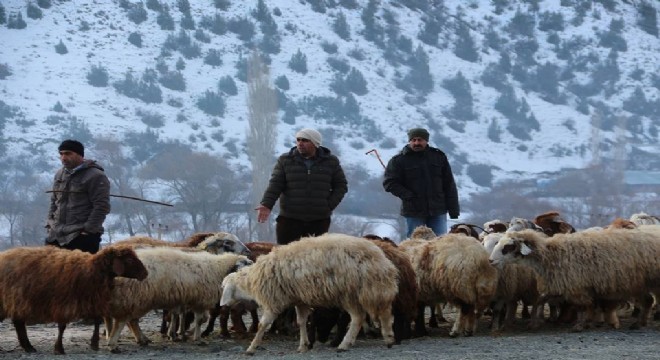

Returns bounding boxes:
[197,90,226,116]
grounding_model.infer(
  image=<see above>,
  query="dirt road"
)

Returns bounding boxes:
[1,308,658,359]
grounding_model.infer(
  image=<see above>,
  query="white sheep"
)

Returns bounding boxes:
[219,233,399,354]
[399,233,498,337]
[104,247,252,352]
[483,232,541,331]
[489,228,660,331]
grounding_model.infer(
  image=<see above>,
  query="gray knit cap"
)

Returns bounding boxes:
[295,128,322,147]
[407,128,430,141]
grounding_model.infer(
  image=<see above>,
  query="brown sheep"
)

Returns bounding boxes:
[533,211,576,236]
[0,246,148,354]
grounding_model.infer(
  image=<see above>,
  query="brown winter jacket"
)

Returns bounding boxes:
[260,146,348,222]
[46,160,111,246]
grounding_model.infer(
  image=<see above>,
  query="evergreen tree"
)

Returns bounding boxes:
[507,8,535,37]
[599,18,627,51]
[481,63,508,91]
[275,75,289,90]
[204,49,223,67]
[403,45,433,95]
[344,68,368,95]
[538,11,565,32]
[8,12,27,29]
[442,71,476,121]
[217,75,237,95]
[214,0,231,10]
[638,1,658,37]
[157,4,175,31]
[181,12,195,30]
[197,90,226,116]
[0,63,11,79]
[454,22,479,62]
[176,57,186,70]
[288,49,308,74]
[623,86,649,115]
[128,32,142,47]
[127,2,148,24]
[52,101,66,113]
[146,0,162,12]
[27,2,43,20]
[228,16,255,42]
[201,14,227,35]
[487,119,502,142]
[87,64,109,87]
[361,0,384,46]
[333,12,351,40]
[158,71,186,91]
[37,0,52,9]
[0,4,6,25]
[177,0,191,14]
[55,40,68,54]
[534,62,564,104]
[194,29,210,43]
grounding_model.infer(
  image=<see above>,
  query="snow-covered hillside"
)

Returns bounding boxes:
[1,0,658,196]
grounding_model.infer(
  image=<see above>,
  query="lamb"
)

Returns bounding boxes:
[489,229,660,331]
[399,233,498,337]
[448,223,482,240]
[104,247,252,352]
[630,212,660,225]
[219,233,399,354]
[0,246,148,354]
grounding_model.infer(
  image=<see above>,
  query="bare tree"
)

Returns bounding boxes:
[247,50,278,241]
[139,143,244,233]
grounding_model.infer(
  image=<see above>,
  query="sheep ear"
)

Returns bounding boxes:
[112,257,126,276]
[519,242,533,256]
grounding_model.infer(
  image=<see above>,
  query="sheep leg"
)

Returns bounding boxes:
[106,318,128,353]
[201,305,220,338]
[631,293,654,330]
[127,319,151,345]
[55,322,67,354]
[375,307,395,348]
[337,307,365,352]
[246,309,277,355]
[413,302,428,337]
[90,317,101,351]
[13,319,36,353]
[191,311,209,343]
[249,307,259,332]
[103,317,113,340]
[295,305,312,352]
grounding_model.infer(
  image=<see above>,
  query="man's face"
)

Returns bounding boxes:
[296,137,317,157]
[408,137,428,152]
[59,150,84,169]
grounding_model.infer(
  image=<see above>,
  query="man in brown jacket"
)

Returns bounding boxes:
[256,128,348,245]
[45,140,111,254]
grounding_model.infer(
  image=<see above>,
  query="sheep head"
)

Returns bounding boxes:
[220,270,254,307]
[98,247,148,280]
[198,232,251,256]
[488,230,539,267]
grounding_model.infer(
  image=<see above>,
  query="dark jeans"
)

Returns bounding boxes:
[275,216,331,245]
[47,233,102,254]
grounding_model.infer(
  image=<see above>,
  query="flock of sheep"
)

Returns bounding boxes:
[0,212,658,355]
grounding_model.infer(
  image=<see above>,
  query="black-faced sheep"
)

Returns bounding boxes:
[220,233,399,354]
[0,246,148,354]
[104,247,252,352]
[399,233,498,337]
[489,229,660,331]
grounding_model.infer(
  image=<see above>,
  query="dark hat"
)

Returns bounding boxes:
[58,139,84,157]
[407,128,430,141]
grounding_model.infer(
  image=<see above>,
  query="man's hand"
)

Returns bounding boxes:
[255,205,271,223]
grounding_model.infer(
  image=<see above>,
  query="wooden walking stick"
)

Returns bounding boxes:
[365,149,386,170]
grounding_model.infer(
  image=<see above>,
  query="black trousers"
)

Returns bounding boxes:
[47,233,102,254]
[275,216,331,245]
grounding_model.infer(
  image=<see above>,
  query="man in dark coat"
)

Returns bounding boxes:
[46,139,111,254]
[256,128,348,245]
[383,128,460,237]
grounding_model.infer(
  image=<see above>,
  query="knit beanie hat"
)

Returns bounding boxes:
[58,139,84,157]
[295,128,322,148]
[407,128,430,141]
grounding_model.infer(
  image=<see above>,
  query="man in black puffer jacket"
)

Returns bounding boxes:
[256,128,348,245]
[383,128,460,237]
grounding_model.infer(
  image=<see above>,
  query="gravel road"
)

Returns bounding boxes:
[1,307,657,360]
